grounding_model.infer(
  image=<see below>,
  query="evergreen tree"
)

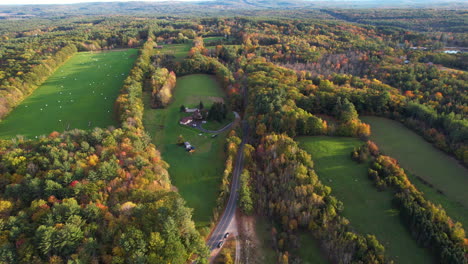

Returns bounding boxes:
[177,135,185,145]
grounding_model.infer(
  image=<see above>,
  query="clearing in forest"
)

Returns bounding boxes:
[294,233,328,264]
[362,116,468,227]
[203,36,225,44]
[297,136,434,264]
[143,74,228,229]
[0,49,138,139]
[155,41,192,61]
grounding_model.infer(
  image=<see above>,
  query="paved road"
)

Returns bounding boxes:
[206,120,248,260]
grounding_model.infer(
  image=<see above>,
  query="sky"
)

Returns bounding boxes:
[0,0,206,5]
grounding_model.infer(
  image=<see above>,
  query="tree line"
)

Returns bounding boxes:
[354,142,467,263]
[148,67,177,108]
[243,134,388,263]
[0,44,77,120]
[295,73,467,166]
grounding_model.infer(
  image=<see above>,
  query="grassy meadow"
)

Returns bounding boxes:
[253,218,285,263]
[143,74,229,228]
[155,41,192,61]
[0,49,138,139]
[295,234,328,264]
[297,136,434,264]
[203,36,225,44]
[362,116,468,226]
[201,111,235,131]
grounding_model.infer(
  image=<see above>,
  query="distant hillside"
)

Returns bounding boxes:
[0,0,466,18]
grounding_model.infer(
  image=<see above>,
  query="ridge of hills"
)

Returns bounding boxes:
[0,0,466,18]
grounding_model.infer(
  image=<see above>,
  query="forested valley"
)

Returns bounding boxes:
[0,3,466,263]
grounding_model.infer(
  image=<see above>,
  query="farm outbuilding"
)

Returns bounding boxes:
[184,142,195,152]
[185,107,198,113]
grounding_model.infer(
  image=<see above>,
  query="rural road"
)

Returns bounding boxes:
[195,111,240,133]
[206,120,248,262]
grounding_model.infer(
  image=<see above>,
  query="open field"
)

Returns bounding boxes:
[0,49,138,139]
[295,234,328,264]
[201,111,235,131]
[254,218,278,263]
[362,116,468,226]
[143,74,228,228]
[204,36,225,43]
[297,136,434,264]
[155,41,192,61]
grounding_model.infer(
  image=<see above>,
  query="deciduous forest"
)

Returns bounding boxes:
[0,1,466,263]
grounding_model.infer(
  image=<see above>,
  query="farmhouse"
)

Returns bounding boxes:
[180,108,204,126]
[180,116,193,125]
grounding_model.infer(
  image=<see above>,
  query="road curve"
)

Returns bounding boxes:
[195,111,240,133]
[206,120,248,260]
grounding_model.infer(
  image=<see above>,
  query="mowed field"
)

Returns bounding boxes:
[0,49,138,139]
[362,116,468,227]
[297,136,434,264]
[155,41,192,61]
[143,74,228,228]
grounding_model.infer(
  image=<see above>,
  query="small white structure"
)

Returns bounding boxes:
[444,50,461,54]
[410,47,427,50]
[185,107,198,113]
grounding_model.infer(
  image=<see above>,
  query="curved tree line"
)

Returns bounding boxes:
[354,142,466,263]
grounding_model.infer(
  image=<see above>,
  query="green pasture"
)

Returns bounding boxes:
[362,116,468,226]
[0,49,138,139]
[253,217,279,263]
[203,36,225,45]
[143,74,229,228]
[201,111,235,131]
[295,234,328,264]
[155,41,192,61]
[297,136,434,264]
[254,217,326,263]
